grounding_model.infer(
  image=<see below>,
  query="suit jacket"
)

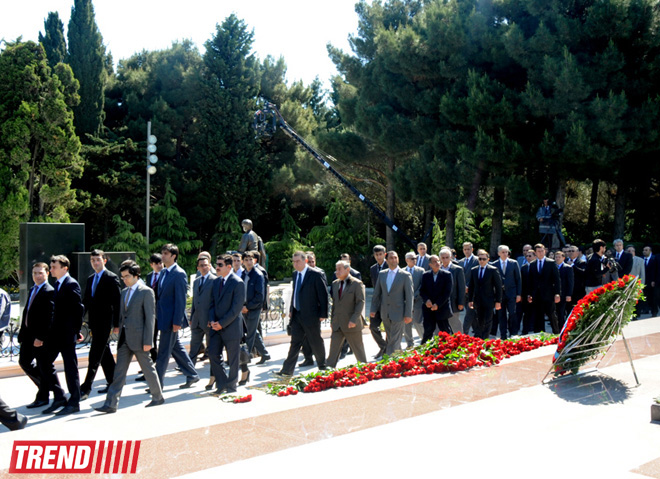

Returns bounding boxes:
[404,265,425,311]
[208,273,246,341]
[290,267,328,321]
[371,268,414,322]
[190,272,216,330]
[557,263,574,301]
[467,264,503,307]
[52,274,84,337]
[243,268,264,311]
[460,256,479,288]
[528,258,561,302]
[491,258,522,298]
[585,254,608,287]
[330,275,365,332]
[643,255,656,285]
[445,263,466,312]
[615,251,633,276]
[119,282,156,351]
[571,257,587,298]
[420,269,453,320]
[370,261,387,288]
[83,269,121,330]
[19,282,54,343]
[330,267,362,289]
[630,256,645,283]
[416,254,431,271]
[156,263,189,331]
[255,263,269,310]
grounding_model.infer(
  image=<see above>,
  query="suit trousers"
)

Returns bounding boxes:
[156,328,199,386]
[369,310,387,351]
[188,323,209,365]
[42,332,80,406]
[463,307,477,336]
[19,339,49,401]
[472,303,494,340]
[403,319,424,346]
[556,299,568,328]
[496,295,518,339]
[281,311,326,375]
[326,328,367,367]
[381,316,406,355]
[244,309,269,357]
[81,325,115,392]
[0,397,22,430]
[533,299,559,333]
[208,329,240,392]
[422,310,451,344]
[104,337,163,409]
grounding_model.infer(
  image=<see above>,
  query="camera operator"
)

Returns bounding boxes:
[536,198,565,249]
[585,239,618,293]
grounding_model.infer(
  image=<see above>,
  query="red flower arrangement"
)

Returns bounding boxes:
[267,331,557,396]
[220,394,253,403]
[553,274,643,376]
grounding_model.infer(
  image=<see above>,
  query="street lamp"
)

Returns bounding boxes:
[146,121,158,246]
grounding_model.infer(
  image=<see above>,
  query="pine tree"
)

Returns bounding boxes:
[67,0,106,139]
[38,12,66,68]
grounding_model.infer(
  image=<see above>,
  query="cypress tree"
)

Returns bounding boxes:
[38,12,67,68]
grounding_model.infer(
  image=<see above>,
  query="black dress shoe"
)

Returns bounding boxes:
[272,371,291,379]
[299,359,314,367]
[318,366,328,371]
[6,414,28,431]
[238,370,250,386]
[55,405,80,416]
[26,399,49,409]
[256,355,271,365]
[135,374,146,382]
[179,377,200,389]
[94,405,117,414]
[98,386,109,394]
[145,398,164,408]
[373,347,386,359]
[42,399,67,414]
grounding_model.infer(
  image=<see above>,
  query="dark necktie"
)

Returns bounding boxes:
[91,272,100,297]
[159,269,168,289]
[294,273,302,310]
[54,281,60,295]
[218,277,225,296]
[339,280,344,299]
[124,288,132,310]
[538,260,543,273]
[479,267,484,280]
[198,276,205,292]
[151,273,158,289]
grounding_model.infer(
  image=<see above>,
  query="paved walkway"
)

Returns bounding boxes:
[1,314,660,478]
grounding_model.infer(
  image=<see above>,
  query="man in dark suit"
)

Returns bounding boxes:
[276,251,329,377]
[520,250,535,334]
[420,255,453,343]
[252,251,271,364]
[95,261,164,413]
[42,255,85,416]
[491,245,522,339]
[585,239,610,293]
[155,244,200,389]
[208,254,246,394]
[613,239,633,276]
[326,261,367,367]
[80,250,121,400]
[554,251,574,327]
[416,243,431,271]
[467,250,502,340]
[300,251,326,366]
[370,251,414,355]
[460,242,480,335]
[528,243,561,333]
[568,246,586,305]
[241,252,269,367]
[440,248,465,334]
[143,253,163,365]
[189,256,216,365]
[403,252,425,347]
[18,262,55,409]
[369,245,388,358]
[642,246,657,316]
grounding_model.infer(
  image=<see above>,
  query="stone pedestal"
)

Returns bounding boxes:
[651,402,660,422]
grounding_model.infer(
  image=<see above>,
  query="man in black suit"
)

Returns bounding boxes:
[18,263,55,409]
[369,245,388,358]
[613,239,633,276]
[491,245,522,339]
[520,250,535,334]
[585,239,610,293]
[554,251,574,327]
[467,250,502,340]
[642,246,657,316]
[80,250,121,400]
[460,242,479,336]
[528,244,561,333]
[42,255,85,416]
[241,252,269,366]
[419,255,453,343]
[568,246,586,304]
[276,251,328,377]
[252,251,271,364]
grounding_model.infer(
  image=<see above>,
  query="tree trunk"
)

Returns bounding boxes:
[386,156,396,251]
[613,183,627,239]
[489,186,505,257]
[445,207,456,249]
[587,179,598,235]
[467,160,484,211]
[422,204,434,243]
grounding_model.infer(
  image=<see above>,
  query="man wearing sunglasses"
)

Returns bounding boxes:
[467,250,502,340]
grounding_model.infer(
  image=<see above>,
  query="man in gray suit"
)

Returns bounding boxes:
[440,247,465,333]
[403,252,425,347]
[491,245,522,339]
[326,261,367,367]
[416,243,431,271]
[189,256,216,365]
[370,251,414,356]
[95,261,164,413]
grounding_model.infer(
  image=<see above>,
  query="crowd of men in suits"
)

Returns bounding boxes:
[11,230,659,420]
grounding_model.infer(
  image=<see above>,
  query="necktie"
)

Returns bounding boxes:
[124,288,132,310]
[294,273,302,310]
[218,277,225,296]
[339,280,344,299]
[479,267,484,280]
[616,252,621,260]
[502,261,506,276]
[91,272,100,297]
[538,260,542,273]
[54,281,60,295]
[198,276,205,292]
[151,273,158,289]
[28,286,38,310]
[417,256,422,267]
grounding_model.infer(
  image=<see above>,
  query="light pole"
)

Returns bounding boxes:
[146,121,158,246]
